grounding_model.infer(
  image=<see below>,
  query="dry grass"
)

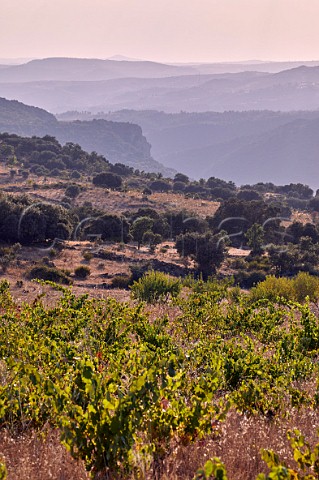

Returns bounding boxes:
[161,407,319,480]
[0,428,88,480]
[1,408,319,480]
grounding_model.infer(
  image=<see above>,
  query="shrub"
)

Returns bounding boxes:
[83,251,94,262]
[235,270,267,289]
[93,172,122,189]
[111,275,132,289]
[250,276,295,302]
[65,184,81,198]
[70,170,81,179]
[74,265,90,279]
[250,272,319,303]
[130,270,181,303]
[292,271,319,302]
[49,248,57,258]
[27,265,71,285]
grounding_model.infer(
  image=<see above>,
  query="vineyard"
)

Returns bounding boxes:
[0,276,319,479]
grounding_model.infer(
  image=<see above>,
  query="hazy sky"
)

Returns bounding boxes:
[1,0,319,63]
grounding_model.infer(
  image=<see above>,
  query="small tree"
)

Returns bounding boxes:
[245,223,264,255]
[131,217,154,249]
[93,172,122,189]
[176,232,227,279]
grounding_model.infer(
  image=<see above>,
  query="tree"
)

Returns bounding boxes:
[175,232,227,279]
[142,231,162,252]
[174,173,189,184]
[93,172,122,189]
[237,189,262,201]
[131,217,154,249]
[173,181,186,192]
[245,224,265,255]
[149,180,171,192]
[85,214,130,243]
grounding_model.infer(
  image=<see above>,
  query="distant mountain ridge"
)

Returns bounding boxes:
[0,57,196,83]
[0,97,173,175]
[1,60,319,113]
[59,109,319,187]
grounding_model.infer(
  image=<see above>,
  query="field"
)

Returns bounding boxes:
[1,155,319,480]
[1,277,319,480]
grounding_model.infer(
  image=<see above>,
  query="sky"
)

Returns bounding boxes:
[1,0,319,63]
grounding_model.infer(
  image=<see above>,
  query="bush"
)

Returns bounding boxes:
[65,184,81,198]
[250,276,295,302]
[111,275,132,289]
[235,270,267,289]
[250,272,319,303]
[83,251,94,262]
[130,270,181,303]
[292,272,319,303]
[27,265,71,285]
[93,172,122,189]
[74,265,90,279]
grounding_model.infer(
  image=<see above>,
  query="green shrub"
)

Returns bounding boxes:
[74,265,90,279]
[130,270,181,303]
[27,265,71,285]
[292,271,319,303]
[250,275,295,302]
[250,272,319,303]
[49,248,57,258]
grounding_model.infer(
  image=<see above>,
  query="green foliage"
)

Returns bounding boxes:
[194,430,319,479]
[131,270,181,303]
[250,273,319,303]
[250,276,295,302]
[245,223,265,254]
[92,172,122,189]
[293,272,319,302]
[0,459,7,480]
[257,429,319,479]
[0,277,319,477]
[194,458,228,480]
[65,184,81,198]
[131,216,154,249]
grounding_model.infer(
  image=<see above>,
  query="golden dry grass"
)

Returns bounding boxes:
[0,428,88,480]
[1,407,319,480]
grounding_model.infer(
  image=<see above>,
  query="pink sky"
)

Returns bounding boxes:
[1,0,319,62]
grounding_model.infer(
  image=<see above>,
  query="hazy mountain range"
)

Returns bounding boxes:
[1,57,319,186]
[0,58,319,113]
